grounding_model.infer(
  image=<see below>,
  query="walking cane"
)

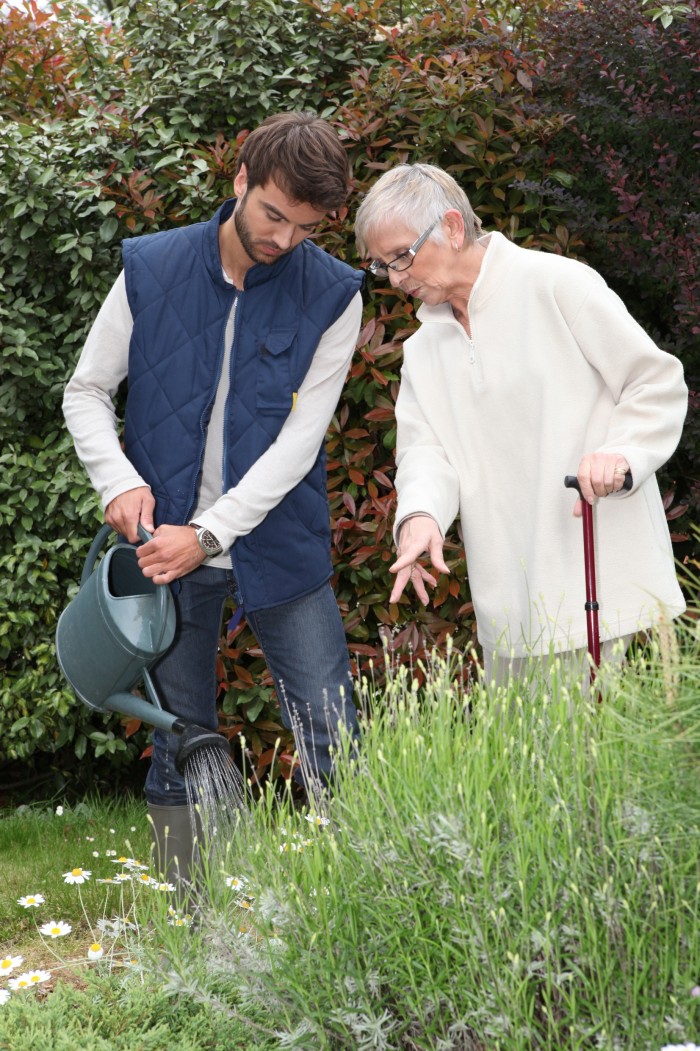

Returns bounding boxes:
[564,472,633,689]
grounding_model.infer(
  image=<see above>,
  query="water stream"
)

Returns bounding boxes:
[182,744,247,885]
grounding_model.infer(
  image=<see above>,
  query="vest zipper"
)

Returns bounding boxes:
[223,292,244,605]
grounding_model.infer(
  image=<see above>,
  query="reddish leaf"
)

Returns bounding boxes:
[123,718,142,738]
[372,470,394,489]
[342,491,356,516]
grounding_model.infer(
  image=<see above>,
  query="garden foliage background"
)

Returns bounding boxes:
[0,0,698,791]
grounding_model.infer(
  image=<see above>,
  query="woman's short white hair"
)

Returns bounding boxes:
[354,163,482,256]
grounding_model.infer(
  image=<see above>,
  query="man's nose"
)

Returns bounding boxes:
[276,225,296,250]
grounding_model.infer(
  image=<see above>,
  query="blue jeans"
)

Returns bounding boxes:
[145,566,358,805]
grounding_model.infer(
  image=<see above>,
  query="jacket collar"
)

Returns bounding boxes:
[416,231,507,324]
[205,198,298,291]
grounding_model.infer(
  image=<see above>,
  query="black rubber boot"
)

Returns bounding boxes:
[147,803,196,892]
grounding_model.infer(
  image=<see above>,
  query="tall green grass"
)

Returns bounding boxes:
[160,628,700,1051]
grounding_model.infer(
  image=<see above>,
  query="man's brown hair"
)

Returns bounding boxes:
[236,112,351,213]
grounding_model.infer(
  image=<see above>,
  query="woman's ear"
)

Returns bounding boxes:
[443,208,465,248]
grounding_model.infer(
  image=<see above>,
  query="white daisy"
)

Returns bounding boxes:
[39,919,72,939]
[27,970,51,985]
[168,914,192,927]
[126,860,149,872]
[63,867,91,885]
[0,955,23,975]
[225,876,247,891]
[304,813,330,827]
[136,873,158,887]
[55,805,64,816]
[87,943,104,960]
[9,969,50,990]
[0,989,9,1005]
[17,893,45,908]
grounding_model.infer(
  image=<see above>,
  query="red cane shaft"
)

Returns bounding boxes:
[581,500,601,674]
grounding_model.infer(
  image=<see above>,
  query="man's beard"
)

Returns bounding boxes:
[234,196,286,266]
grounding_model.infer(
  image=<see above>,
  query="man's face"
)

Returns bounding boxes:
[232,166,326,266]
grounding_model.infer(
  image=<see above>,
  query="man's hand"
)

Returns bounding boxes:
[390,514,449,605]
[137,525,207,584]
[573,452,631,517]
[105,487,155,543]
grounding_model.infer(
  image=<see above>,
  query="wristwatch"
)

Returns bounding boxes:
[190,523,223,557]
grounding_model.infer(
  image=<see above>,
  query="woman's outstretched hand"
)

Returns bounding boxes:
[390,514,450,605]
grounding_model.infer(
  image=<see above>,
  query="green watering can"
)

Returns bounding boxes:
[56,524,230,772]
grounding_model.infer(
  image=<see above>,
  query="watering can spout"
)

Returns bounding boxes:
[103,693,187,736]
[174,724,232,775]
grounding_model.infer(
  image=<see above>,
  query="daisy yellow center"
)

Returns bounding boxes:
[71,868,83,876]
[90,943,101,952]
[1,961,11,970]
[30,975,41,983]
[18,979,29,988]
[51,927,61,935]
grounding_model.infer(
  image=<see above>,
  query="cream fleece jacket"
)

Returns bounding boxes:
[394,231,687,656]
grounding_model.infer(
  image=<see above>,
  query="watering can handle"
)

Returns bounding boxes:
[80,522,156,580]
[80,524,114,586]
[134,524,173,652]
[136,522,153,544]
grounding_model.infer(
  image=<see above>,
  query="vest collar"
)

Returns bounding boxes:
[206,198,297,291]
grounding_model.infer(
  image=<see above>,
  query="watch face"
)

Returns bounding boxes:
[198,529,222,555]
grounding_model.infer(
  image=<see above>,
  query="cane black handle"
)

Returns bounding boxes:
[564,471,633,496]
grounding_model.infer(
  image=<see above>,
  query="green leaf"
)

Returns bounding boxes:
[99,217,119,242]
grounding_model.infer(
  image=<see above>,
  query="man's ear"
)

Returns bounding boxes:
[233,163,248,199]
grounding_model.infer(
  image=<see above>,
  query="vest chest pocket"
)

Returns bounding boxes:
[256,330,297,415]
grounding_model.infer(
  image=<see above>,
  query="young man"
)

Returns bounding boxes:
[63,112,364,879]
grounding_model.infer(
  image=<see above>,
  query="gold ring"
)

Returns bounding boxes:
[614,466,627,475]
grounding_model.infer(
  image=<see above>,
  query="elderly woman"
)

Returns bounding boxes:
[354,163,687,685]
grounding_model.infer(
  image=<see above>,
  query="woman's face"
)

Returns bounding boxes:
[364,221,456,305]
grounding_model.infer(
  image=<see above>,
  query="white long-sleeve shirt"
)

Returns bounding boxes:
[394,231,687,656]
[63,271,362,569]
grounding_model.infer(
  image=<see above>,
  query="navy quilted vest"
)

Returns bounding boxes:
[122,199,363,611]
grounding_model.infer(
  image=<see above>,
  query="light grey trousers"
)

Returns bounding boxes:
[481,635,634,695]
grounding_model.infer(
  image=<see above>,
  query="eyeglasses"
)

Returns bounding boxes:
[367,220,438,277]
